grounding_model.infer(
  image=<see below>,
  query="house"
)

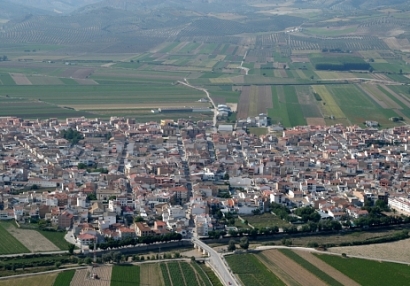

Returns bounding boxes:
[134,222,154,237]
[58,211,74,229]
[76,233,96,246]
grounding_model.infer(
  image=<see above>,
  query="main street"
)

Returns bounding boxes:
[192,238,240,286]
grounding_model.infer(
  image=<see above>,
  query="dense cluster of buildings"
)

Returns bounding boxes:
[1,115,410,249]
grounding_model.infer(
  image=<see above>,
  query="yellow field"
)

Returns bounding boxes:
[0,273,57,286]
[210,77,233,84]
[295,70,307,79]
[359,51,388,63]
[314,71,356,80]
[312,85,346,119]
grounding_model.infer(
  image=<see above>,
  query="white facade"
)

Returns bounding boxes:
[389,197,410,214]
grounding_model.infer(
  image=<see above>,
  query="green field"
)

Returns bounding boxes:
[316,254,410,286]
[226,254,285,286]
[0,222,30,254]
[37,230,68,251]
[53,270,75,286]
[237,213,292,229]
[110,265,140,286]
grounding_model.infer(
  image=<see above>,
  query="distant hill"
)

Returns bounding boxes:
[0,0,52,19]
[9,0,104,13]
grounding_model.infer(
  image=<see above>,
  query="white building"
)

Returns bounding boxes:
[389,197,410,214]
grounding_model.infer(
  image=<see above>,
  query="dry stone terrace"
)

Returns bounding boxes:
[0,115,410,251]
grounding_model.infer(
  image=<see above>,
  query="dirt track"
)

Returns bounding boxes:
[261,250,326,286]
[294,250,360,286]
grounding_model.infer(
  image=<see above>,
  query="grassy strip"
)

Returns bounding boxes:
[110,265,140,286]
[315,254,410,286]
[53,269,75,286]
[279,249,343,286]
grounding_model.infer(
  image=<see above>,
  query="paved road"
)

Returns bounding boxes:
[192,238,240,286]
[177,79,217,132]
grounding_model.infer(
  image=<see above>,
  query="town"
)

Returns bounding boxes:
[1,115,410,254]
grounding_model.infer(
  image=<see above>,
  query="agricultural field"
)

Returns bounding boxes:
[140,264,163,286]
[110,265,140,286]
[4,223,60,253]
[37,230,69,251]
[53,270,76,286]
[316,253,410,286]
[0,273,58,286]
[160,261,211,286]
[0,222,29,255]
[71,265,112,286]
[226,253,285,286]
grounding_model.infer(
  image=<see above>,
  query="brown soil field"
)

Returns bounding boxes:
[257,85,273,114]
[6,224,59,252]
[10,73,32,85]
[293,250,360,286]
[329,238,410,263]
[231,75,244,84]
[291,56,310,63]
[257,252,300,286]
[237,86,251,119]
[71,265,112,286]
[260,249,326,286]
[60,68,94,79]
[306,117,326,126]
[140,263,163,286]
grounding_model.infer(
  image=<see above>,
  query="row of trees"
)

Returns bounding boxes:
[95,233,183,250]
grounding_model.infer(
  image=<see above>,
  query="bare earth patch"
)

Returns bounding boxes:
[261,249,327,286]
[6,225,59,252]
[306,117,326,126]
[71,265,112,286]
[10,73,32,85]
[329,238,410,263]
[294,250,360,286]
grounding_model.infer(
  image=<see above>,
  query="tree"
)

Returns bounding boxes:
[227,239,236,251]
[87,193,97,201]
[223,173,230,180]
[85,257,92,265]
[400,69,403,75]
[135,216,145,222]
[239,237,249,250]
[68,243,75,254]
[2,55,7,61]
[113,251,122,263]
[77,163,87,169]
[31,184,39,190]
